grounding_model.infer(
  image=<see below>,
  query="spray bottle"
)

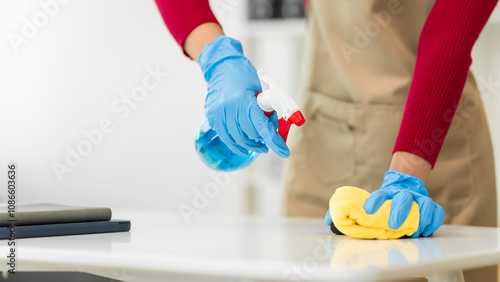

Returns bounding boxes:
[195,69,305,171]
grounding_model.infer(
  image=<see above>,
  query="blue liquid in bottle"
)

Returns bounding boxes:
[195,119,260,171]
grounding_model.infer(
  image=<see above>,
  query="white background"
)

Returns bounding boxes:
[0,1,499,223]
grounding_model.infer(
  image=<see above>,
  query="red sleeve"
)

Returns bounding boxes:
[154,0,219,51]
[393,0,498,167]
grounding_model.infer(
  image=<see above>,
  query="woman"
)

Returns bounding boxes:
[155,0,499,280]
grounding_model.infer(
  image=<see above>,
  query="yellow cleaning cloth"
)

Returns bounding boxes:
[329,186,419,240]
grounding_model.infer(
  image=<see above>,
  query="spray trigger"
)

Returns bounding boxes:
[255,69,305,142]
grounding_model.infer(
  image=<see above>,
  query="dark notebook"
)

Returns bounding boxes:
[0,203,112,227]
[0,220,130,239]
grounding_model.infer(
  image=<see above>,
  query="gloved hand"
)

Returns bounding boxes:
[198,35,290,158]
[363,170,445,238]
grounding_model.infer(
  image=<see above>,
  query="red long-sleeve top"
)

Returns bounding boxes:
[154,0,498,168]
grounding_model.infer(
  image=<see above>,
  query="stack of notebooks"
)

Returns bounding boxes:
[0,204,130,239]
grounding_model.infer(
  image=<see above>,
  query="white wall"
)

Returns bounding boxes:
[471,16,500,223]
[0,0,252,221]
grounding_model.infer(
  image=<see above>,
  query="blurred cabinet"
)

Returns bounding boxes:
[248,0,304,20]
[208,0,306,217]
[242,6,306,217]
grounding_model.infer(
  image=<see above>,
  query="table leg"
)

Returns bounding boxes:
[426,270,465,282]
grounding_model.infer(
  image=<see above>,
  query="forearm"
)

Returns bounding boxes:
[154,0,220,55]
[185,23,224,61]
[392,0,498,171]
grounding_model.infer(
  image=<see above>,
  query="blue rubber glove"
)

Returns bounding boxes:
[325,208,332,226]
[198,35,290,158]
[363,170,445,238]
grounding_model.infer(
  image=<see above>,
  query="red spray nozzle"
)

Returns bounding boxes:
[289,111,305,126]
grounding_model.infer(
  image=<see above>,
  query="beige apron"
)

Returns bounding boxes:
[282,0,498,280]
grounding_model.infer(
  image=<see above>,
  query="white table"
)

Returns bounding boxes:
[1,210,500,282]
